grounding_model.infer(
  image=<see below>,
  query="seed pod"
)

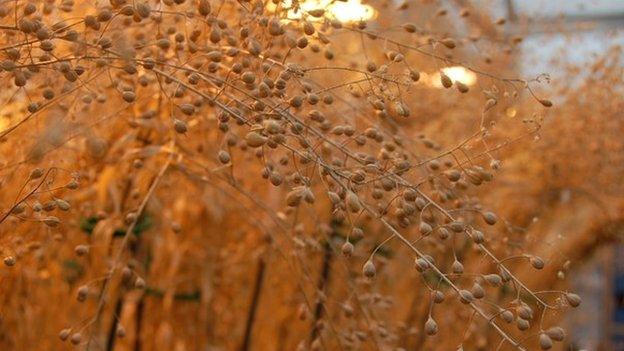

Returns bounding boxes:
[501,310,514,323]
[122,91,136,102]
[539,333,553,350]
[134,277,146,289]
[565,293,581,307]
[135,3,151,18]
[198,0,211,16]
[180,103,195,115]
[440,72,452,88]
[441,38,456,49]
[409,69,420,82]
[530,256,545,269]
[424,317,438,336]
[482,211,498,225]
[241,71,256,84]
[415,258,430,272]
[545,327,565,342]
[245,131,267,148]
[432,290,444,303]
[458,290,473,304]
[3,256,16,267]
[402,23,417,33]
[218,150,231,164]
[341,241,354,257]
[56,199,71,211]
[116,326,126,338]
[516,318,530,330]
[472,230,484,244]
[452,260,463,274]
[419,222,433,236]
[363,260,376,278]
[43,216,61,227]
[70,333,82,345]
[286,189,303,207]
[471,283,485,299]
[59,328,71,341]
[76,285,88,302]
[75,245,89,256]
[173,119,188,134]
[539,99,553,107]
[307,9,325,17]
[346,191,361,213]
[517,305,533,320]
[456,82,469,93]
[484,274,502,286]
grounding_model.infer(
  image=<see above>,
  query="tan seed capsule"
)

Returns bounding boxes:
[424,317,438,336]
[565,293,581,307]
[419,222,432,236]
[539,99,553,107]
[501,310,514,323]
[341,241,354,257]
[530,256,545,269]
[441,38,456,49]
[363,260,376,278]
[440,72,453,88]
[59,328,71,341]
[3,256,16,267]
[43,216,61,227]
[116,326,126,338]
[482,211,498,225]
[458,290,474,304]
[122,91,136,102]
[456,81,469,93]
[218,150,231,164]
[75,245,89,256]
[245,131,267,148]
[173,119,188,134]
[545,327,565,341]
[346,191,361,213]
[134,277,146,289]
[539,333,553,350]
[70,332,82,345]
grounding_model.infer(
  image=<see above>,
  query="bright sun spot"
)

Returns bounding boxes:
[440,66,477,86]
[273,0,376,23]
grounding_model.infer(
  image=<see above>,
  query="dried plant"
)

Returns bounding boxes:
[2,1,619,350]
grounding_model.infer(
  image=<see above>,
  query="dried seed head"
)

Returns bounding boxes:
[440,38,456,49]
[70,332,82,345]
[484,274,502,286]
[440,72,453,88]
[419,222,432,236]
[539,99,553,107]
[59,328,71,341]
[458,290,474,304]
[482,211,498,225]
[134,277,146,289]
[122,91,136,102]
[341,241,354,257]
[363,260,376,278]
[424,317,438,336]
[43,216,61,227]
[76,285,88,302]
[565,293,581,307]
[530,256,545,269]
[173,119,188,134]
[116,326,126,338]
[539,333,553,350]
[245,131,267,148]
[545,327,565,342]
[471,283,485,299]
[501,310,514,323]
[452,260,464,274]
[3,256,16,267]
[346,191,362,213]
[517,318,530,331]
[218,150,231,164]
[75,245,89,256]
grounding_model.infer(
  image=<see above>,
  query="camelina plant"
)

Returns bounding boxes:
[4,0,618,350]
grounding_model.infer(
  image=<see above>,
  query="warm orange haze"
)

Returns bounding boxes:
[0,0,622,350]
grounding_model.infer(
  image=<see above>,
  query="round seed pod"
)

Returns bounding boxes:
[482,211,498,225]
[245,131,267,148]
[458,290,473,304]
[441,38,456,49]
[59,328,71,341]
[134,277,146,289]
[484,274,502,286]
[173,119,188,134]
[516,318,530,331]
[346,191,361,213]
[501,310,514,323]
[539,333,553,350]
[180,103,195,115]
[241,71,256,84]
[3,256,16,267]
[122,91,136,102]
[440,72,452,88]
[218,150,231,164]
[76,285,88,302]
[424,317,438,336]
[472,230,484,244]
[545,327,565,342]
[456,82,469,93]
[471,283,485,299]
[286,189,303,207]
[415,258,430,272]
[70,333,82,345]
[438,227,450,240]
[539,99,553,107]
[198,0,211,15]
[363,260,376,278]
[565,293,581,307]
[402,23,417,33]
[341,241,354,257]
[517,305,533,320]
[432,290,444,303]
[452,260,463,274]
[116,326,126,338]
[56,199,71,211]
[419,222,432,236]
[29,168,45,180]
[75,245,89,256]
[43,216,61,227]
[530,256,545,270]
